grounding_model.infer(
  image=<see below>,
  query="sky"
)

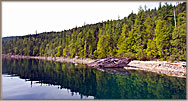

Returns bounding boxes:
[2,1,178,37]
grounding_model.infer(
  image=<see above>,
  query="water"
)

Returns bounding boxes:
[2,58,186,99]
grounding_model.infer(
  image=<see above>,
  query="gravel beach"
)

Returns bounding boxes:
[125,60,186,78]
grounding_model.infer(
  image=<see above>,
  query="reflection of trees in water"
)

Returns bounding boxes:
[2,58,186,99]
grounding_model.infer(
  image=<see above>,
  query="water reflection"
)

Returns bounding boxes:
[2,58,186,99]
[2,75,94,99]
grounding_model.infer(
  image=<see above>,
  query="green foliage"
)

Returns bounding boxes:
[155,19,171,59]
[14,47,18,54]
[170,11,186,61]
[117,23,128,57]
[146,39,158,59]
[2,2,186,61]
[55,46,62,57]
[96,29,106,58]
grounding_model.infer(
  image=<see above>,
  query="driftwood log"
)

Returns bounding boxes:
[87,57,131,68]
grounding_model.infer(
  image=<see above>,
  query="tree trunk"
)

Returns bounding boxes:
[174,9,176,28]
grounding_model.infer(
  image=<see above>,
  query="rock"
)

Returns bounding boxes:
[87,57,131,68]
[75,56,78,59]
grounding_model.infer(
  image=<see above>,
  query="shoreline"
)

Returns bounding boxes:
[2,54,186,78]
[2,54,96,64]
[125,60,186,78]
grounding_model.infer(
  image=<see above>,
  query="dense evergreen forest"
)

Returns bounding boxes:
[2,2,186,61]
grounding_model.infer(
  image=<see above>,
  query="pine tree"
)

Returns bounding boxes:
[155,18,171,60]
[117,23,128,56]
[170,11,186,61]
[96,28,106,58]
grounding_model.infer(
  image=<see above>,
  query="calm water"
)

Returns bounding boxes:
[2,58,186,99]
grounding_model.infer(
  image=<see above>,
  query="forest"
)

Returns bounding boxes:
[2,2,186,61]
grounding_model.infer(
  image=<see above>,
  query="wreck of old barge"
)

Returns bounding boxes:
[87,57,132,68]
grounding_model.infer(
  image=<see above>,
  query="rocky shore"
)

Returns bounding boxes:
[125,60,186,78]
[2,54,186,78]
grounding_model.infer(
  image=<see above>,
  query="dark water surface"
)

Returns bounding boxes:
[2,58,186,99]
